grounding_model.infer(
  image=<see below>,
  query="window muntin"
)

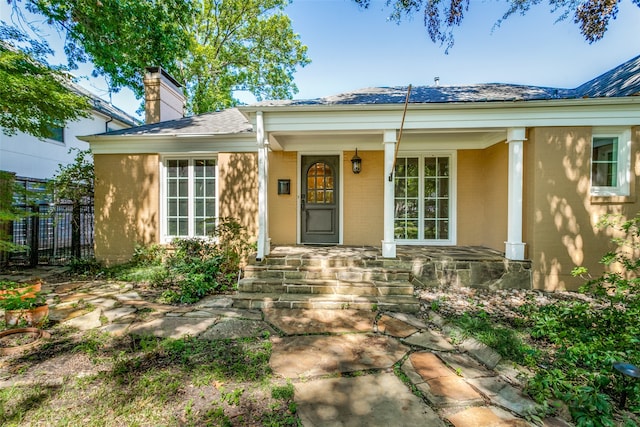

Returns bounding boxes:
[306,162,334,204]
[591,130,631,197]
[164,157,217,239]
[394,154,452,242]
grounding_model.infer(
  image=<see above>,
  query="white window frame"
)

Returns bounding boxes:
[394,151,457,245]
[159,155,218,243]
[590,128,631,197]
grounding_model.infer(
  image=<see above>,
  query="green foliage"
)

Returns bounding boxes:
[0,280,22,290]
[0,292,46,311]
[0,171,29,254]
[448,311,539,367]
[109,218,253,304]
[48,148,94,203]
[0,22,90,138]
[66,257,102,275]
[271,382,295,400]
[353,0,637,50]
[28,0,310,114]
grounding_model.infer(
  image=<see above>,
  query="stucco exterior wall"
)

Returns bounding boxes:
[268,151,298,244]
[343,150,384,245]
[94,154,160,265]
[457,143,508,251]
[218,153,259,240]
[527,126,640,290]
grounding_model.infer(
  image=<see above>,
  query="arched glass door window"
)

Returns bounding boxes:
[307,162,334,204]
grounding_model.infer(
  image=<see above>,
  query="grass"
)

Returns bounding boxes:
[0,332,299,426]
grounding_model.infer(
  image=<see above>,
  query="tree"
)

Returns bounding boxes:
[27,0,310,114]
[354,0,640,50]
[48,148,94,258]
[0,22,90,138]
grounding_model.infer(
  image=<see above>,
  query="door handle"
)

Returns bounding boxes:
[301,194,306,211]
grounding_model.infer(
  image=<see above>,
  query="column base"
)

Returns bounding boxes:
[382,240,396,258]
[505,242,526,260]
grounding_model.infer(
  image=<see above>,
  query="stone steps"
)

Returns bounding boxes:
[231,292,420,312]
[235,252,420,312]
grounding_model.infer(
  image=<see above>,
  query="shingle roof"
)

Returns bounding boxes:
[100,108,252,136]
[575,54,640,97]
[253,84,574,107]
[70,83,140,127]
[90,55,640,138]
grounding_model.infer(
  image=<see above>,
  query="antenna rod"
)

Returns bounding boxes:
[389,84,412,181]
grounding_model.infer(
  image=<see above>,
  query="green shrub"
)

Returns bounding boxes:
[523,213,640,425]
[152,217,254,304]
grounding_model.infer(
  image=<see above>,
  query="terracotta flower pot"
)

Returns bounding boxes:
[0,282,42,300]
[4,304,49,327]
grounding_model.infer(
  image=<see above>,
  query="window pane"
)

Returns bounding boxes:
[425,200,436,218]
[424,220,435,239]
[592,137,618,187]
[406,158,419,176]
[195,199,203,216]
[439,220,449,239]
[425,158,436,176]
[438,158,449,176]
[438,200,449,218]
[438,178,449,197]
[177,219,187,236]
[168,219,177,236]
[206,201,216,215]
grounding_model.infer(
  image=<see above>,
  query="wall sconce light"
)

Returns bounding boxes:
[351,149,362,174]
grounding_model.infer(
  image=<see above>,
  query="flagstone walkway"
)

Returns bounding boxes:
[1,278,572,426]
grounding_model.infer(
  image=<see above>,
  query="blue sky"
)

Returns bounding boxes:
[3,0,640,118]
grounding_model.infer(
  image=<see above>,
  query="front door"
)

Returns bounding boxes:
[301,155,339,244]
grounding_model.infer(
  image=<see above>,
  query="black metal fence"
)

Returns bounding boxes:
[6,202,94,266]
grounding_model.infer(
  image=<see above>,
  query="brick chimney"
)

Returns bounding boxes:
[143,67,186,124]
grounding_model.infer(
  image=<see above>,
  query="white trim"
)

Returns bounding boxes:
[159,155,219,244]
[296,151,344,245]
[392,150,458,246]
[590,127,631,197]
[382,130,397,257]
[244,98,640,133]
[505,128,526,260]
[86,136,257,154]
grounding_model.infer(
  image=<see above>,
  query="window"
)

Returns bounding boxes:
[394,153,455,243]
[162,157,217,240]
[47,125,64,143]
[306,162,334,204]
[591,129,631,197]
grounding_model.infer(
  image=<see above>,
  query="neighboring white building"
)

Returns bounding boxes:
[0,83,139,181]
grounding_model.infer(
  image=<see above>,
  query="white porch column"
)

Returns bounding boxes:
[256,111,270,260]
[382,130,397,258]
[505,128,526,260]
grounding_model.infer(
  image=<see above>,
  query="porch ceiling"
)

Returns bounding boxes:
[268,128,507,151]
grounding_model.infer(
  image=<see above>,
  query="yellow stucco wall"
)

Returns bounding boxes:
[527,127,640,290]
[457,143,508,251]
[268,151,298,244]
[218,153,259,239]
[94,154,160,265]
[343,150,384,245]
